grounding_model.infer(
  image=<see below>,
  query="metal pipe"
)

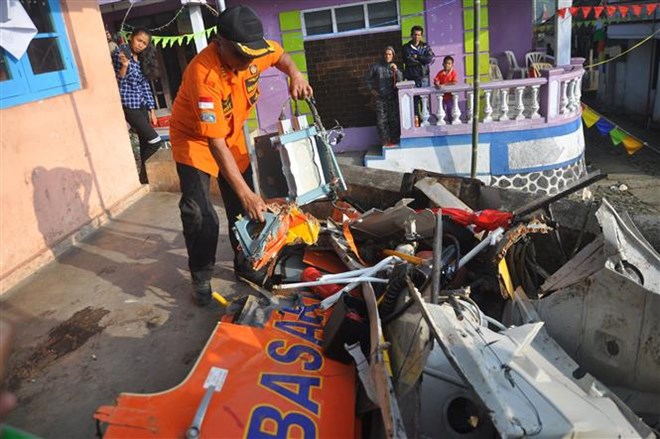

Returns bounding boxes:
[470,0,481,179]
[431,210,443,304]
[273,277,388,290]
[320,256,398,309]
[457,227,505,269]
[646,9,658,130]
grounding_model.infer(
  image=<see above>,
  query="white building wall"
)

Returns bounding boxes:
[622,43,652,116]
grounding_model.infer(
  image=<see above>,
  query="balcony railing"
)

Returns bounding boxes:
[397,59,585,138]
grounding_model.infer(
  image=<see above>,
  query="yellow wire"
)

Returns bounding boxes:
[584,27,660,69]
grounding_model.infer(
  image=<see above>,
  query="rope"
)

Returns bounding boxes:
[119,1,136,34]
[583,27,660,68]
[121,6,186,33]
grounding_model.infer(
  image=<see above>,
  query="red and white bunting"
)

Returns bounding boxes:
[559,2,660,20]
[593,6,604,18]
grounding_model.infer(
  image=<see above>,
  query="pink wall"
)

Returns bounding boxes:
[0,0,143,293]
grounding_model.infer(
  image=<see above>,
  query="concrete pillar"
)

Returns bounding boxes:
[188,2,207,53]
[554,0,572,66]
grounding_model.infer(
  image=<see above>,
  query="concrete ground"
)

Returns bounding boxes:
[2,116,660,438]
[2,192,253,438]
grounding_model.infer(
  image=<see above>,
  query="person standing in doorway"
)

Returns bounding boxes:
[113,27,162,184]
[402,25,435,119]
[365,46,403,146]
[169,5,313,306]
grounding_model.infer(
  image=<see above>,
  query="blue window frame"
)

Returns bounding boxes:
[0,0,80,109]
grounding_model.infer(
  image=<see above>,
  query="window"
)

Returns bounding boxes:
[302,0,398,38]
[0,0,80,109]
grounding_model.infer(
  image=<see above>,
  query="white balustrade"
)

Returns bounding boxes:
[567,79,577,113]
[451,93,462,125]
[498,89,510,121]
[560,80,569,115]
[530,85,541,119]
[514,86,525,120]
[483,90,493,123]
[467,91,474,124]
[435,93,446,125]
[397,66,584,135]
[575,75,582,109]
[420,95,431,126]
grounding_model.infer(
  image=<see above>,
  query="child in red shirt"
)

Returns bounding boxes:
[433,56,458,122]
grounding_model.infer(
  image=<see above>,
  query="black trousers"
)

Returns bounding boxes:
[123,107,162,184]
[375,96,400,144]
[176,162,254,284]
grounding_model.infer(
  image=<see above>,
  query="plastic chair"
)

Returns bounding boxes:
[489,58,503,81]
[525,51,549,70]
[504,51,526,79]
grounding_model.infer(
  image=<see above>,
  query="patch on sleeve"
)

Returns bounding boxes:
[199,96,214,110]
[200,111,216,123]
[222,96,233,117]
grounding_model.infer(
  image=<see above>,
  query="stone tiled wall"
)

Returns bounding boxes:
[305,30,402,127]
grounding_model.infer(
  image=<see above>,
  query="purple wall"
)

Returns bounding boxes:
[227,0,393,150]
[489,0,533,78]
[424,0,465,84]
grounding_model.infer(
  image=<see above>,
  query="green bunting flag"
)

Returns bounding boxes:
[609,128,627,145]
[581,104,648,155]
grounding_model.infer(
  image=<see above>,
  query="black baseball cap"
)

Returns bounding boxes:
[216,5,274,58]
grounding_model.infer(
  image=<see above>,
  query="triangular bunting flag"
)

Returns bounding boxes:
[646,3,658,16]
[631,5,643,16]
[151,36,161,47]
[205,27,212,37]
[582,106,600,128]
[606,5,617,17]
[618,5,629,17]
[210,26,217,35]
[622,135,644,155]
[185,34,194,45]
[558,8,568,18]
[166,37,174,48]
[593,6,604,18]
[569,6,579,16]
[595,117,615,136]
[175,36,184,46]
[609,128,626,145]
[581,6,592,18]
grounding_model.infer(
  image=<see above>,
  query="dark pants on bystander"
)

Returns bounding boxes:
[412,77,430,121]
[176,162,253,285]
[123,107,162,184]
[375,96,400,144]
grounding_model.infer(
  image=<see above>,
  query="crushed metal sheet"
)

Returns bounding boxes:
[351,199,436,239]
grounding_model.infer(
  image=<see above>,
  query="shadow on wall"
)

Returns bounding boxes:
[31,166,93,248]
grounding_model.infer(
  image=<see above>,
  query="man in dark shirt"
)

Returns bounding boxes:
[402,26,435,119]
[365,46,403,145]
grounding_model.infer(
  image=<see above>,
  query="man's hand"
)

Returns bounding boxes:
[239,190,267,222]
[149,110,157,126]
[289,72,313,100]
[390,63,398,72]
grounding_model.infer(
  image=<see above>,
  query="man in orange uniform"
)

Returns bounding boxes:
[170,5,313,306]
